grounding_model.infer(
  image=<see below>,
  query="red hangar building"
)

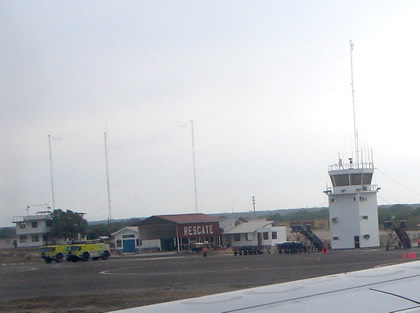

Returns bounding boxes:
[138,213,221,251]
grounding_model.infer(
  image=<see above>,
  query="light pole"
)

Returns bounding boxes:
[190,120,199,213]
[48,135,56,210]
[179,121,199,213]
[104,129,112,232]
[48,135,62,209]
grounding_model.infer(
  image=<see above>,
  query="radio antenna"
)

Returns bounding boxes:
[104,123,112,229]
[350,40,359,165]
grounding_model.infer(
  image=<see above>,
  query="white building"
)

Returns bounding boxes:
[111,226,140,253]
[112,226,161,254]
[222,219,286,248]
[325,159,380,249]
[12,213,52,248]
[0,238,16,249]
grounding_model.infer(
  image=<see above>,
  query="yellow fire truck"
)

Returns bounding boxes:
[66,242,111,262]
[40,244,68,263]
[40,240,111,263]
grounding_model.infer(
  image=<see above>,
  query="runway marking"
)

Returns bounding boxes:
[0,267,38,275]
[132,256,187,261]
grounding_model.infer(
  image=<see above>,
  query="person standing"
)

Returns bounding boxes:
[202,246,207,257]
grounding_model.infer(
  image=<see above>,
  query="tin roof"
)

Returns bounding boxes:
[223,219,272,234]
[111,226,138,237]
[151,213,219,224]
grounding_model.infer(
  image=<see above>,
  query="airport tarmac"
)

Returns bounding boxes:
[0,248,417,313]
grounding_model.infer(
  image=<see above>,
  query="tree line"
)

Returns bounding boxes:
[266,204,420,230]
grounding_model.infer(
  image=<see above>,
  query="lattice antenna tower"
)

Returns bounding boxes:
[350,40,359,165]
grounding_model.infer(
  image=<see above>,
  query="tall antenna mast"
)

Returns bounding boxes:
[48,134,56,209]
[191,120,199,213]
[104,127,112,226]
[350,40,359,165]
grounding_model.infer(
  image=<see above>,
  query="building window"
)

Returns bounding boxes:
[362,216,368,220]
[332,217,338,223]
[42,235,48,242]
[32,221,38,228]
[233,234,241,241]
[123,234,135,238]
[46,220,53,227]
[32,235,39,242]
[263,232,269,240]
[20,235,27,243]
[116,240,122,248]
[272,232,277,239]
[332,236,339,240]
[19,223,26,229]
[330,198,336,203]
[246,233,253,241]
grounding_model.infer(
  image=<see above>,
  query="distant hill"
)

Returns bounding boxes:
[84,203,420,231]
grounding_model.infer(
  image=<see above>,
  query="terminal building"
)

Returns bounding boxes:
[325,158,380,249]
[222,219,286,249]
[12,212,52,248]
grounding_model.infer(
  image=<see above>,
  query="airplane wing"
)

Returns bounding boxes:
[113,260,420,313]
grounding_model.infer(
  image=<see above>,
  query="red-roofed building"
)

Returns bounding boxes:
[139,214,221,251]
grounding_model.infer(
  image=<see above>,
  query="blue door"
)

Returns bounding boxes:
[123,239,136,252]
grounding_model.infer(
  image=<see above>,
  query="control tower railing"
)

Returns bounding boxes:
[328,162,374,171]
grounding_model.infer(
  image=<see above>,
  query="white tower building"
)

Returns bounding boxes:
[325,158,380,249]
[325,41,380,249]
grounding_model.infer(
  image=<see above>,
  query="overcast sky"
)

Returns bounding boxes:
[1,1,420,226]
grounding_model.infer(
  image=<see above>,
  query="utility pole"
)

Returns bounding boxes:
[252,196,256,214]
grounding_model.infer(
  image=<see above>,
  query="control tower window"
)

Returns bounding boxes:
[362,173,373,185]
[350,174,362,185]
[330,174,350,187]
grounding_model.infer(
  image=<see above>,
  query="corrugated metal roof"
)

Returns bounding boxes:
[155,213,219,224]
[111,226,138,237]
[223,220,272,234]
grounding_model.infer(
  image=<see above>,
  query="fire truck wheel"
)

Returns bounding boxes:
[55,254,63,263]
[102,251,110,260]
[45,258,52,264]
[82,252,90,262]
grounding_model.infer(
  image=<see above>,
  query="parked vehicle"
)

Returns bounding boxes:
[276,241,308,254]
[191,242,205,252]
[233,245,264,256]
[40,244,68,263]
[66,242,110,262]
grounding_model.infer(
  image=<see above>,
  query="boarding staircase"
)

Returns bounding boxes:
[291,224,324,251]
[384,220,411,249]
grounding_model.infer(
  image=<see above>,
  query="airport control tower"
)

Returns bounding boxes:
[325,41,380,249]
[325,158,380,249]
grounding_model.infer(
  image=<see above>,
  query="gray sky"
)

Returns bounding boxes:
[2,1,420,226]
